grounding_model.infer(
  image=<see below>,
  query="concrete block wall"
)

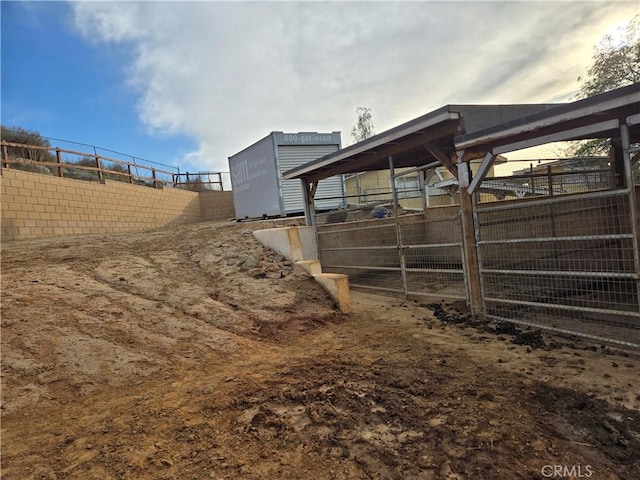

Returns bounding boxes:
[0,169,232,242]
[199,190,235,221]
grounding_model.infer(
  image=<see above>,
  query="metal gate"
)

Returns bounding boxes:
[400,212,467,301]
[475,189,640,348]
[318,218,401,292]
[316,210,467,301]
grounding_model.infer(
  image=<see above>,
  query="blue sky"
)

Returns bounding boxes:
[1,1,638,173]
[1,1,195,171]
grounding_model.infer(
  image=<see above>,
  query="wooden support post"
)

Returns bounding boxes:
[301,178,315,227]
[56,148,64,177]
[457,155,482,318]
[95,155,103,181]
[424,143,458,177]
[152,169,158,188]
[128,164,133,183]
[2,143,8,168]
[420,169,428,212]
[467,152,496,195]
[612,138,625,188]
[530,164,535,194]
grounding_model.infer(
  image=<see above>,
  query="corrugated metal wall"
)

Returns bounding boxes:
[277,145,344,213]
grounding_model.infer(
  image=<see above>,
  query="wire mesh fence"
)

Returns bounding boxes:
[315,203,466,300]
[316,218,402,292]
[1,128,179,178]
[476,188,639,347]
[400,213,466,301]
[174,172,229,191]
[477,162,617,204]
[1,141,178,188]
[314,148,639,347]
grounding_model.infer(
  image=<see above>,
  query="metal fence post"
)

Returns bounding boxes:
[620,123,640,312]
[389,156,408,297]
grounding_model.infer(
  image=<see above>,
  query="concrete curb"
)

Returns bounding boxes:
[294,260,322,276]
[312,272,352,314]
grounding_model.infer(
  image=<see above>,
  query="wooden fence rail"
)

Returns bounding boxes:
[1,140,177,188]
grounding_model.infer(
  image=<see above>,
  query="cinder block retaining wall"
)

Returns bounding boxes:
[200,190,235,221]
[1,169,235,242]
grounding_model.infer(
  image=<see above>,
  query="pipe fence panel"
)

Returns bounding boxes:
[316,218,404,293]
[399,214,467,301]
[314,152,638,348]
[476,189,640,348]
[315,209,468,301]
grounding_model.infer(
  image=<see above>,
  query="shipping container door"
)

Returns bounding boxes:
[277,145,344,213]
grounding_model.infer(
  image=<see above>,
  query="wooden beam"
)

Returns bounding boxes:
[627,112,640,126]
[283,110,459,180]
[493,119,619,155]
[305,122,459,183]
[461,150,487,162]
[424,143,458,178]
[467,152,497,195]
[457,160,482,318]
[456,92,638,150]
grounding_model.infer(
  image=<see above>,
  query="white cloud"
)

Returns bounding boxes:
[71,1,637,172]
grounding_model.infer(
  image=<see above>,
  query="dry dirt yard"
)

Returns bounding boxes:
[1,219,639,480]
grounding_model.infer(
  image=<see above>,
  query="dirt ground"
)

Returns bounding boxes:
[1,219,639,480]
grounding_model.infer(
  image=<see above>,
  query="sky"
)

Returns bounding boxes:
[1,1,638,174]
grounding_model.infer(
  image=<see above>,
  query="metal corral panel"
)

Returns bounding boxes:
[276,145,344,213]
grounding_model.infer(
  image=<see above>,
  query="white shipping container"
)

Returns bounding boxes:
[229,132,344,220]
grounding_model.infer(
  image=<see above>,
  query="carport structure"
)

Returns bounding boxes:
[284,83,640,348]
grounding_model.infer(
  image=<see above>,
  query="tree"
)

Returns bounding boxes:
[350,107,375,144]
[73,155,130,182]
[181,174,207,192]
[576,15,639,99]
[1,125,55,163]
[568,16,640,160]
